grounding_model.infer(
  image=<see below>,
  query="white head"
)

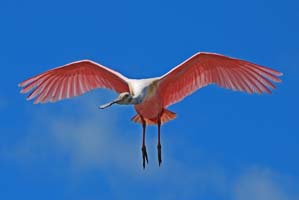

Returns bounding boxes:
[115,92,133,105]
[99,92,134,109]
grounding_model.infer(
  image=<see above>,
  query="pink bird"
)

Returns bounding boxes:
[19,52,282,168]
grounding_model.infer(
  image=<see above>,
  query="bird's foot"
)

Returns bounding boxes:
[141,145,148,169]
[157,144,162,166]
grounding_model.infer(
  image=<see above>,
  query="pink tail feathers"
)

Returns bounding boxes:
[131,109,176,125]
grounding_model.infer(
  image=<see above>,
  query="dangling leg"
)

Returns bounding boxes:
[141,116,148,169]
[157,118,162,166]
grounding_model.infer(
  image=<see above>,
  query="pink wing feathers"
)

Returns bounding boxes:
[19,60,130,104]
[158,52,282,107]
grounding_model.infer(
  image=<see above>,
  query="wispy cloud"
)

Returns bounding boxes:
[233,167,298,200]
[2,95,228,198]
[3,94,299,199]
[17,94,141,172]
[48,110,139,171]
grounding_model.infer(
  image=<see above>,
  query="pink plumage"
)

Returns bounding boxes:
[19,52,282,168]
[19,60,129,104]
[158,53,282,107]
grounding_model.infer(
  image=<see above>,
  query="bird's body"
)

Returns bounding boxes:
[128,78,167,124]
[19,52,282,168]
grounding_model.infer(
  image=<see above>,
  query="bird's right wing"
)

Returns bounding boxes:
[157,52,282,107]
[19,60,130,104]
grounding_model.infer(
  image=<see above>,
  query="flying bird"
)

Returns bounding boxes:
[19,52,282,168]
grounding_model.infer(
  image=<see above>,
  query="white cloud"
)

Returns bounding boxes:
[3,94,230,198]
[233,167,298,200]
[26,94,142,173]
[48,110,139,171]
[3,94,299,199]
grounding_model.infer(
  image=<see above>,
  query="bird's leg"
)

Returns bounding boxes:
[141,117,148,169]
[157,118,162,166]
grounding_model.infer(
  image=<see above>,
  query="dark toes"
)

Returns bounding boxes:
[142,145,149,169]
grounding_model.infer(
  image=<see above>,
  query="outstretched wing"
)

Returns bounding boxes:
[19,60,130,104]
[158,52,282,107]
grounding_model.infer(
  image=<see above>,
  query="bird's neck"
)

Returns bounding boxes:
[130,95,143,105]
[127,78,158,105]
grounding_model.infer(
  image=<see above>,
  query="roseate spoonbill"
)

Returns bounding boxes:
[19,52,282,168]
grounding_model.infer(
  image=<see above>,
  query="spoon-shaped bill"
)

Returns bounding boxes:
[98,98,120,109]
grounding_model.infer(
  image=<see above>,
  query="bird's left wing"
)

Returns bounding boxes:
[157,52,282,107]
[19,60,130,104]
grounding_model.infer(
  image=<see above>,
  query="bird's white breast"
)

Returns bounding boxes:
[128,78,160,102]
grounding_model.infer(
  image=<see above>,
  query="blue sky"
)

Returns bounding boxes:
[1,0,298,199]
